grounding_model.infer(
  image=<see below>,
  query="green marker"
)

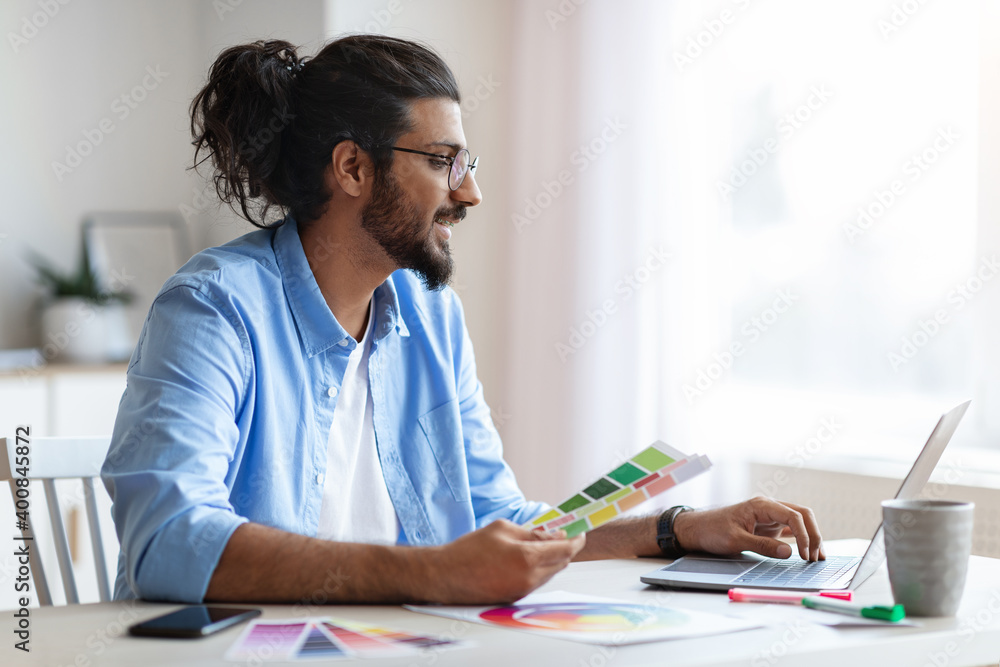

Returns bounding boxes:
[802,596,906,622]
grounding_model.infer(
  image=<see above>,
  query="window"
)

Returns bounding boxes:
[666,1,991,460]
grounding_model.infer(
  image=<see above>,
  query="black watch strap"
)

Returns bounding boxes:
[656,505,693,559]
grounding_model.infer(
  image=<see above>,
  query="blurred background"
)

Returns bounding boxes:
[2,0,999,605]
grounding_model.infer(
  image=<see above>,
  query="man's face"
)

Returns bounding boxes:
[360,98,482,291]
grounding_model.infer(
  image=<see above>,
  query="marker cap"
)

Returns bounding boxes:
[861,604,906,622]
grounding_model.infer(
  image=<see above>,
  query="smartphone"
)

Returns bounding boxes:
[128,605,261,638]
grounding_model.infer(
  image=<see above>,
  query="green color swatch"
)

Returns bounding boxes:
[608,462,646,486]
[632,446,674,471]
[582,477,620,500]
[558,494,590,513]
[562,518,589,538]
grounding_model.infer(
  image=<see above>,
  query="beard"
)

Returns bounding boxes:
[360,167,460,292]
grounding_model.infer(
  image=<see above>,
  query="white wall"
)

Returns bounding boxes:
[978,0,1000,434]
[0,0,325,351]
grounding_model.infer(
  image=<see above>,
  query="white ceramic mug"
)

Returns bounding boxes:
[881,499,975,617]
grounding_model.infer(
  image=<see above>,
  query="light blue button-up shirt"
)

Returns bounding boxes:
[101,217,545,603]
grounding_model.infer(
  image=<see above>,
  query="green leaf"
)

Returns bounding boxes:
[26,249,133,304]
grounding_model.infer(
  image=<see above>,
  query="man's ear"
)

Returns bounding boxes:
[330,140,373,198]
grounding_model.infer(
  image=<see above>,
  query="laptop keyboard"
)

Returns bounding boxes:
[731,555,858,588]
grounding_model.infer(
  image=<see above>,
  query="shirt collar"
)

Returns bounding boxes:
[273,218,409,358]
[373,272,411,341]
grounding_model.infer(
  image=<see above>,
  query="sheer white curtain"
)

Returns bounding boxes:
[500,0,725,508]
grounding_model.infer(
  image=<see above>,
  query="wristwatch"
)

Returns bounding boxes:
[656,505,693,559]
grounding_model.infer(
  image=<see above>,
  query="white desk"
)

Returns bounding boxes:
[17,540,1000,666]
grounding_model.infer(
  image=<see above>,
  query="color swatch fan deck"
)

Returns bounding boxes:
[525,441,712,537]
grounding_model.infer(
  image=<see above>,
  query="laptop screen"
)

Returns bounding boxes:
[848,400,970,589]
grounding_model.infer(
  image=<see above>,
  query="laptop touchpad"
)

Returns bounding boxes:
[662,559,755,575]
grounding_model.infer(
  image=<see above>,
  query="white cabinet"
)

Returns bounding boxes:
[0,363,126,437]
[48,368,127,437]
[1,364,126,609]
[0,375,48,440]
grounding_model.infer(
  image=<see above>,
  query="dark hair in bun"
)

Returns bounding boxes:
[190,35,460,228]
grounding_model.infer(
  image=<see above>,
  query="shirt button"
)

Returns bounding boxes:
[316,473,324,485]
[337,339,349,347]
[327,386,338,398]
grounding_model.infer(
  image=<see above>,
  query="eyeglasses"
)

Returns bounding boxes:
[390,147,479,191]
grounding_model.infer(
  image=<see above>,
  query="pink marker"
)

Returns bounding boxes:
[728,588,853,604]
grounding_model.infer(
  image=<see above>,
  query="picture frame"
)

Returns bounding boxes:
[83,211,192,343]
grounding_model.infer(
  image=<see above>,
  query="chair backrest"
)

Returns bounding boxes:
[0,436,113,606]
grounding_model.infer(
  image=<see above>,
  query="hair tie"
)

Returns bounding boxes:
[282,53,304,76]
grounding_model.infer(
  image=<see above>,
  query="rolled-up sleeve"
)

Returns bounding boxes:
[101,283,250,602]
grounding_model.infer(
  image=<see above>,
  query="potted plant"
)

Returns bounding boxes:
[29,249,134,364]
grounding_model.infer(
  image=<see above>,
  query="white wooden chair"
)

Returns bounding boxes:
[0,436,113,605]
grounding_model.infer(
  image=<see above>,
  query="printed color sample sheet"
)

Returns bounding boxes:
[407,592,760,645]
[525,441,711,537]
[225,617,469,661]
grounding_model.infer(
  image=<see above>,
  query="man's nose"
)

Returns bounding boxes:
[452,170,482,207]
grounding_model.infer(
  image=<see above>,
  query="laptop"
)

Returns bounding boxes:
[640,400,971,592]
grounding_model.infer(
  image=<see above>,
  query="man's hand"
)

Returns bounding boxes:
[672,497,826,561]
[424,520,586,604]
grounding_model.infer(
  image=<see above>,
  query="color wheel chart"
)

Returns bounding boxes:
[480,601,689,633]
[525,441,711,537]
[406,592,762,645]
[224,617,469,662]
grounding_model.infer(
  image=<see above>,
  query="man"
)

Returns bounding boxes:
[102,35,823,605]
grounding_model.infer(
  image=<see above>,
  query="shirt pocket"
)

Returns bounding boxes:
[417,399,470,503]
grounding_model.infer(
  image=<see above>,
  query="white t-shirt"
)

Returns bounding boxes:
[315,303,400,544]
